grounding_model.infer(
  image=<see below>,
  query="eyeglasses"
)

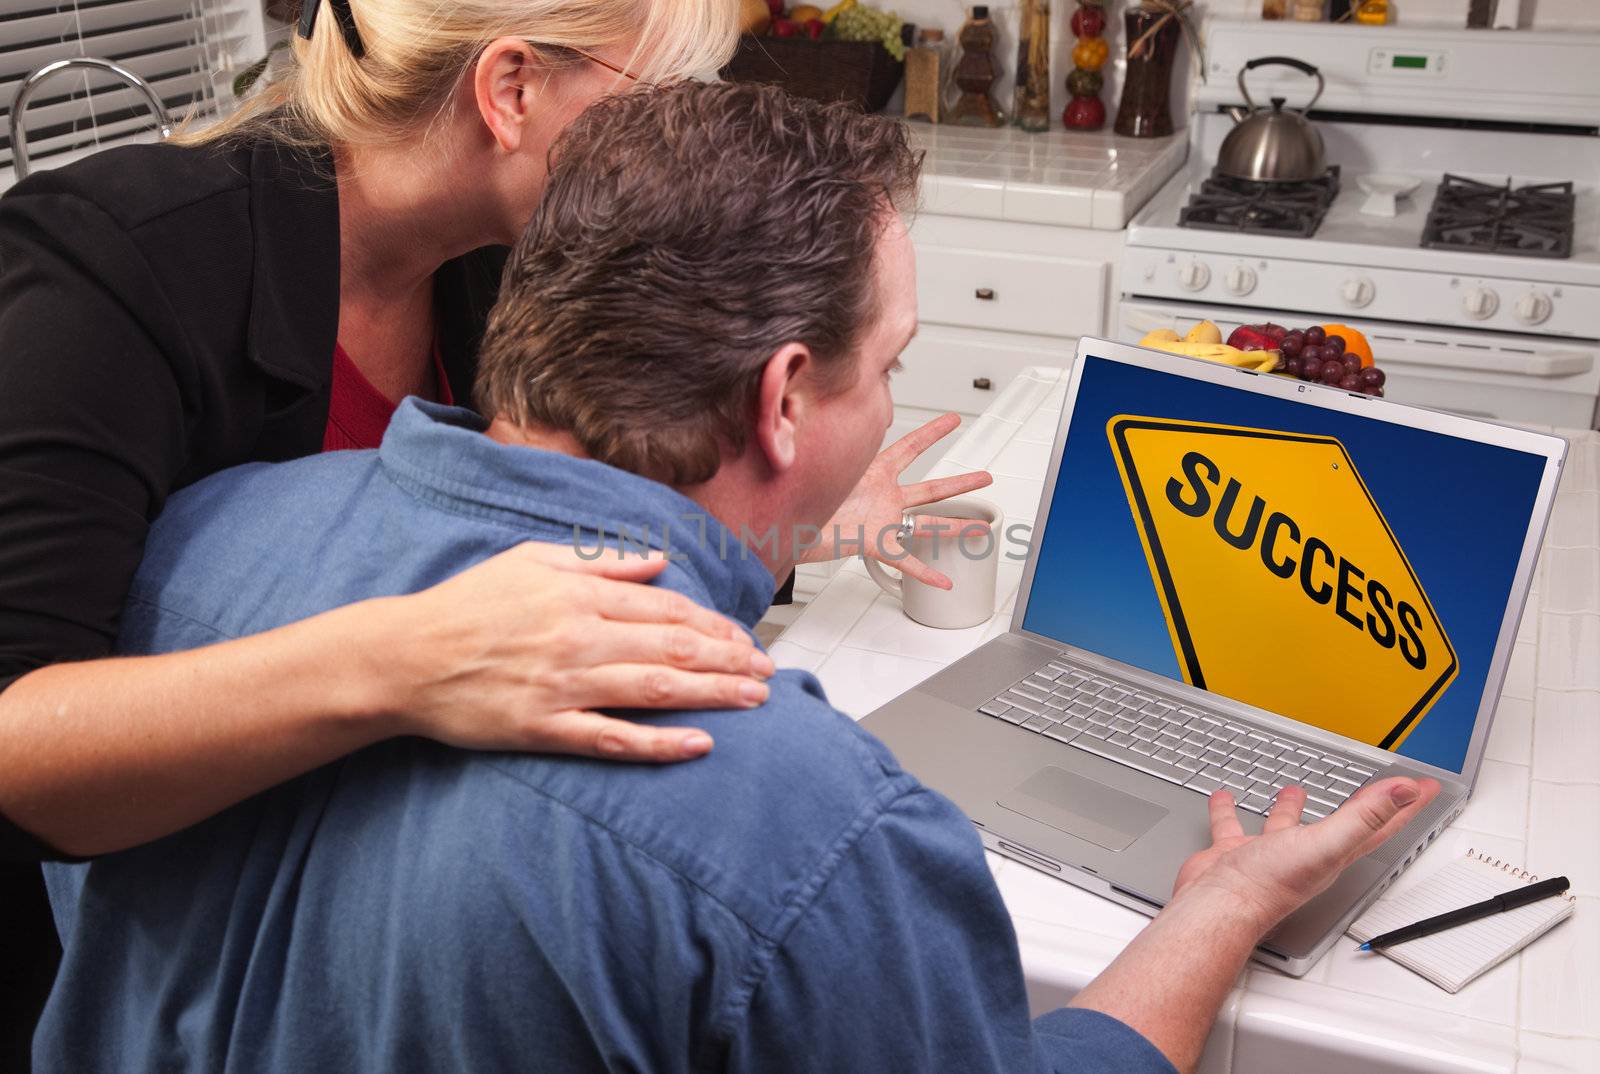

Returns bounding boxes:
[296,15,643,83]
[563,45,646,84]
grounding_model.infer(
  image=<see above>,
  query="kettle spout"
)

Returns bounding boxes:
[1226,106,1248,124]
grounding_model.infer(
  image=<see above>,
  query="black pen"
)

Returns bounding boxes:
[1358,876,1571,951]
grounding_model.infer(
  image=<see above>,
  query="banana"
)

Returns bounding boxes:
[1138,327,1279,372]
[1143,340,1237,360]
[1141,338,1280,372]
[822,0,856,23]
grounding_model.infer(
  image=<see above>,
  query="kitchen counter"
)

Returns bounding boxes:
[769,367,1600,1074]
[910,125,1187,230]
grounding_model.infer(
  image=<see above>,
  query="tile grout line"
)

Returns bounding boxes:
[820,593,912,671]
[832,640,948,667]
[1515,685,1600,694]
[1225,984,1240,1074]
[1512,562,1550,1059]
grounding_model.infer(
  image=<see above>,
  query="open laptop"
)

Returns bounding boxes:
[862,337,1566,976]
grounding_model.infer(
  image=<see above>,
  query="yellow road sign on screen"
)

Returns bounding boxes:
[1106,415,1457,751]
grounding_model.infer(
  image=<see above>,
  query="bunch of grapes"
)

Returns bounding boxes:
[833,4,907,60]
[1278,326,1387,396]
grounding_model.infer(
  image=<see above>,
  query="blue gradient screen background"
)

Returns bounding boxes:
[1020,355,1548,773]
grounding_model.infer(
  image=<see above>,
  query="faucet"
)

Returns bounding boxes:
[9,57,173,181]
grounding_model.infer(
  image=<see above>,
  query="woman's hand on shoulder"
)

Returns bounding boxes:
[363,543,774,762]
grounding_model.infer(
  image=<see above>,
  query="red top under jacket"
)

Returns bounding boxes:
[322,340,455,452]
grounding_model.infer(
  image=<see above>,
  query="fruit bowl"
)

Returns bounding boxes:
[720,35,904,112]
[1137,321,1389,397]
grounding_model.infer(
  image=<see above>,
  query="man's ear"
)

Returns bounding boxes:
[473,37,543,154]
[753,343,814,474]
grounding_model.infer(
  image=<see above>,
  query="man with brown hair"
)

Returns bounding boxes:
[39,81,1435,1074]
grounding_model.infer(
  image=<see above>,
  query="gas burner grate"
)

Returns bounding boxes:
[1178,167,1341,238]
[1421,175,1574,259]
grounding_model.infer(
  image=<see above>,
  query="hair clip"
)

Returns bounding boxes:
[298,0,366,59]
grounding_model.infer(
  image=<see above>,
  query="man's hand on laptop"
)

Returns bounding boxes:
[1174,778,1442,935]
[800,412,993,589]
[371,542,774,763]
[1068,776,1439,1073]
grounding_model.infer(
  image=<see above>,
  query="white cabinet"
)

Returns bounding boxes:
[900,213,1122,418]
[916,246,1107,339]
[896,324,1073,416]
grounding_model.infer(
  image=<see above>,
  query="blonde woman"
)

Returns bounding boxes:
[0,0,989,1059]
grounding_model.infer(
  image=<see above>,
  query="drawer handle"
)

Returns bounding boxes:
[974,287,996,301]
[972,377,993,390]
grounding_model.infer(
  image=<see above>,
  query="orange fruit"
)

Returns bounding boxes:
[1322,324,1373,368]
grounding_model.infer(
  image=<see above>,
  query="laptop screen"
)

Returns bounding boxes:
[1021,353,1551,775]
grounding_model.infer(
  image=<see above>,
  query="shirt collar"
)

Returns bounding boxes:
[377,399,777,628]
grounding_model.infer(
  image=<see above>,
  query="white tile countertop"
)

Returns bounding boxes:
[910,125,1188,230]
[770,367,1600,1074]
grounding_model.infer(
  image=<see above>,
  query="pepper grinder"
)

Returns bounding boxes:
[948,5,1002,128]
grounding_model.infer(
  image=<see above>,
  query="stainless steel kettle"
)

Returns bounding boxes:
[1217,56,1326,183]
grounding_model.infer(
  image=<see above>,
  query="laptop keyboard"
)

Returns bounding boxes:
[979,659,1375,820]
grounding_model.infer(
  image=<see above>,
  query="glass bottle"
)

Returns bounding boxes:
[904,29,946,122]
[1114,3,1181,138]
[1012,0,1051,132]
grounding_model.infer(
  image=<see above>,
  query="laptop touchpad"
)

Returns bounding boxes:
[997,766,1168,852]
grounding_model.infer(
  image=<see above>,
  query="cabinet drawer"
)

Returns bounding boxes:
[916,244,1107,339]
[895,324,1075,415]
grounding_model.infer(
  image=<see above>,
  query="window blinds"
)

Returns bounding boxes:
[1,0,258,173]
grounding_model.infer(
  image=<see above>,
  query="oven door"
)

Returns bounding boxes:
[1118,298,1600,430]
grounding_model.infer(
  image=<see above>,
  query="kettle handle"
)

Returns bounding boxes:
[1237,56,1325,116]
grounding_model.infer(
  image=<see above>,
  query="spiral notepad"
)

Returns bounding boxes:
[1347,849,1576,993]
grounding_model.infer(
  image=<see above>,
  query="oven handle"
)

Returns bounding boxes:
[1123,306,1194,334]
[1368,342,1592,378]
[1118,308,1594,379]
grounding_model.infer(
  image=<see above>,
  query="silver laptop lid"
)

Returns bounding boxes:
[1011,339,1566,787]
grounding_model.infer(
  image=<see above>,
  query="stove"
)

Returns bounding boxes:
[1421,175,1576,260]
[1178,168,1340,238]
[1121,20,1600,429]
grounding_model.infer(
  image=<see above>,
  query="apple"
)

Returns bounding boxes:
[1226,324,1279,352]
[773,17,799,36]
[806,17,824,38]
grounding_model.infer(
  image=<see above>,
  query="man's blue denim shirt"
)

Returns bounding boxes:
[40,400,1177,1074]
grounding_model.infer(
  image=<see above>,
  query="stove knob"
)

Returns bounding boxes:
[1224,265,1258,297]
[1513,291,1553,326]
[1462,286,1500,320]
[1177,261,1211,292]
[1340,276,1376,309]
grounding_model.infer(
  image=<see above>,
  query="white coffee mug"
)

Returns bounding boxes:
[863,496,1002,630]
